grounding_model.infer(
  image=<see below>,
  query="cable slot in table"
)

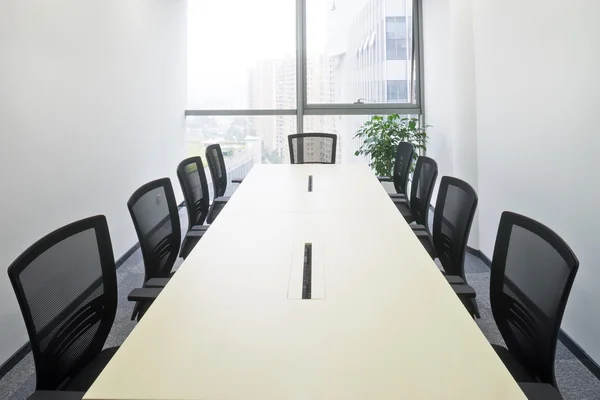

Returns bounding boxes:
[288,242,324,300]
[308,175,313,192]
[302,243,312,299]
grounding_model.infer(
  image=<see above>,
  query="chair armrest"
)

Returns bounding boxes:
[144,278,170,288]
[191,225,209,231]
[377,176,392,182]
[392,197,408,204]
[445,275,465,285]
[453,284,476,299]
[231,178,244,184]
[128,287,162,302]
[185,230,205,238]
[389,193,406,199]
[413,230,429,238]
[28,392,85,400]
[207,199,229,224]
[411,224,427,231]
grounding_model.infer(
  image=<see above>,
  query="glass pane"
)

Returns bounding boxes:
[306,0,414,105]
[186,116,296,194]
[303,115,367,164]
[303,114,417,165]
[187,0,296,110]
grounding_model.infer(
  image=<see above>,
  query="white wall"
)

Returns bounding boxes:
[423,0,479,247]
[0,0,187,364]
[425,0,600,363]
[472,0,600,363]
[423,0,453,186]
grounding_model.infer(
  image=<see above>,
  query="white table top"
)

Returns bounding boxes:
[85,164,526,400]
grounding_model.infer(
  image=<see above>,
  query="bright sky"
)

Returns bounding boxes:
[187,0,329,108]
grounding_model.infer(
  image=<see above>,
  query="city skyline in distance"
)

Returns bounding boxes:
[187,0,414,165]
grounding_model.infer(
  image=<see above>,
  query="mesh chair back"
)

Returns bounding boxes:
[128,178,181,283]
[206,144,228,198]
[7,216,117,390]
[177,157,210,230]
[409,156,438,226]
[288,133,337,164]
[393,142,415,194]
[432,177,478,279]
[490,212,579,387]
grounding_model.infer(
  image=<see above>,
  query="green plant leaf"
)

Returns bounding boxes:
[354,115,430,176]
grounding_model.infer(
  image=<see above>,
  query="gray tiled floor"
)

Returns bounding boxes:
[1,208,599,399]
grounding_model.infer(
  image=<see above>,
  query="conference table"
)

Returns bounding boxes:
[85,164,526,399]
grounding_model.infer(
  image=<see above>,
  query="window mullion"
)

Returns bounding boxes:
[296,0,306,133]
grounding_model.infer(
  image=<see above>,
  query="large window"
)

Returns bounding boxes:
[186,0,422,169]
[186,115,297,194]
[305,0,415,105]
[187,0,296,110]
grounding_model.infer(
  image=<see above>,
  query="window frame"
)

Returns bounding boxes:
[185,0,424,133]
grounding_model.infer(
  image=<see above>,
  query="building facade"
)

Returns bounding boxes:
[325,0,414,163]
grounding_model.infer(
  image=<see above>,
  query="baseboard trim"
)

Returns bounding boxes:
[115,242,140,271]
[466,247,491,267]
[0,342,31,381]
[558,331,600,381]
[467,248,600,380]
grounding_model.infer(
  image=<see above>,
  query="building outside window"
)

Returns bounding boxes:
[386,16,407,60]
[187,0,420,167]
[387,80,408,102]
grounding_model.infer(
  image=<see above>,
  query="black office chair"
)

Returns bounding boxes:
[8,216,118,393]
[393,156,437,225]
[205,144,241,224]
[411,176,480,316]
[457,212,578,397]
[127,178,204,319]
[177,157,212,237]
[490,212,578,391]
[378,142,415,198]
[288,133,337,164]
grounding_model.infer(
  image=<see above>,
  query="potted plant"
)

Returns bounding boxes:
[354,115,429,179]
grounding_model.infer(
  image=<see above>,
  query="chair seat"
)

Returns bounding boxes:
[492,345,535,383]
[518,383,563,400]
[394,201,415,224]
[63,347,119,391]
